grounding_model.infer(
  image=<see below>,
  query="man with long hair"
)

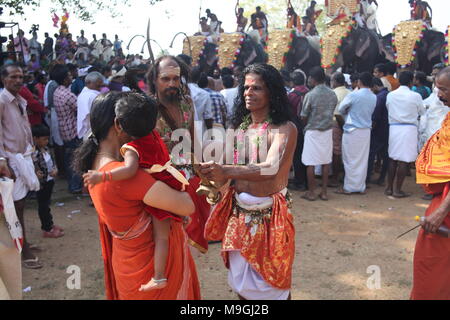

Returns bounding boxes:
[201,64,297,300]
[148,55,211,254]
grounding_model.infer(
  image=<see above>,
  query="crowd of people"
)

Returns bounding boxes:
[0,3,449,301]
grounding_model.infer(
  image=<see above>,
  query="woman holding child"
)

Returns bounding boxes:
[74,92,201,300]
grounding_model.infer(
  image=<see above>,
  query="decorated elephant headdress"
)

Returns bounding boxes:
[321,19,356,69]
[216,33,246,69]
[392,20,428,68]
[182,36,207,67]
[266,29,295,71]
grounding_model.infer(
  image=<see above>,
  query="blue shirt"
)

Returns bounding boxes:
[338,88,377,133]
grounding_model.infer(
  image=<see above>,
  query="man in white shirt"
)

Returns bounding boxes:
[188,67,214,142]
[77,72,104,140]
[220,74,239,128]
[385,71,425,198]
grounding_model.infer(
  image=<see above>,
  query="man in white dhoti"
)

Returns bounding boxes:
[337,72,377,195]
[0,64,41,269]
[201,64,297,300]
[300,67,338,201]
[385,71,425,198]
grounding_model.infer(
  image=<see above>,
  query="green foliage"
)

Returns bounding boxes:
[0,0,163,21]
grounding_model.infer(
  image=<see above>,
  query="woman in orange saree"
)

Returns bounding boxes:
[74,92,201,300]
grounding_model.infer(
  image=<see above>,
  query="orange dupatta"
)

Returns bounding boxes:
[416,113,450,191]
[205,188,295,290]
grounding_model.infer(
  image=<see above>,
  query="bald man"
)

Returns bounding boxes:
[413,67,450,300]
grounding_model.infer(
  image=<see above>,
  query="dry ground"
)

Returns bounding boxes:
[22,175,427,300]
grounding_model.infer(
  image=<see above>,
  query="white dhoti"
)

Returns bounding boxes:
[302,129,333,166]
[6,146,40,201]
[389,124,418,163]
[342,129,371,193]
[227,191,290,300]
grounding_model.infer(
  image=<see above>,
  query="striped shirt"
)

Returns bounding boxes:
[54,85,78,142]
[204,88,227,127]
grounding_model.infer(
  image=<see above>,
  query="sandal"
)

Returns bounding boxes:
[384,190,393,196]
[335,188,351,195]
[53,225,65,232]
[29,243,43,252]
[393,191,411,199]
[43,227,65,239]
[319,194,329,201]
[301,193,317,202]
[23,257,43,269]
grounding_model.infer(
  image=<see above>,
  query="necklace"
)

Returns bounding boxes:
[234,114,272,165]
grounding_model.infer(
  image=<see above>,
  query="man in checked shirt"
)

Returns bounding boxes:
[198,72,228,128]
[52,64,83,194]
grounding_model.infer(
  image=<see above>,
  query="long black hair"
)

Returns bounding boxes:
[73,92,125,174]
[231,64,293,129]
[147,55,190,98]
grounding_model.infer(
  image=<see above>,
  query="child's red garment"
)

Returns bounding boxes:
[122,130,189,222]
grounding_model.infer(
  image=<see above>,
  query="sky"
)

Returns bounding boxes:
[3,0,449,57]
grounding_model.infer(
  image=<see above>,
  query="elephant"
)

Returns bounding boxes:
[194,33,267,76]
[414,29,445,75]
[284,34,322,75]
[333,27,388,74]
[382,29,445,75]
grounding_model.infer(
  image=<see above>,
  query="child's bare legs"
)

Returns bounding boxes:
[139,217,170,292]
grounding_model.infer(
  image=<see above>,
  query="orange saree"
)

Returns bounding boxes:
[412,115,450,300]
[90,162,201,300]
[410,186,450,300]
[205,187,295,290]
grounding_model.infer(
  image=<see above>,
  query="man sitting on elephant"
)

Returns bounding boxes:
[409,0,433,28]
[305,1,322,36]
[236,5,248,33]
[250,6,269,44]
[287,0,302,34]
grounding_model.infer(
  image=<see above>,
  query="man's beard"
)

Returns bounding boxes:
[439,97,449,106]
[161,87,181,103]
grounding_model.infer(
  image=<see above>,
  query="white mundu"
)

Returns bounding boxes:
[386,86,425,163]
[302,129,333,166]
[227,190,290,300]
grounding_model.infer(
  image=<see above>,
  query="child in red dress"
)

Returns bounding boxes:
[84,93,189,291]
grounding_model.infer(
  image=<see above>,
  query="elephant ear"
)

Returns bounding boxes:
[355,30,371,58]
[426,30,445,61]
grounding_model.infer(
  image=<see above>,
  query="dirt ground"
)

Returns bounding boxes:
[21,174,427,300]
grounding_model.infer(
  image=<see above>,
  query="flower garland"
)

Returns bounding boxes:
[392,20,427,68]
[234,114,272,165]
[321,19,356,70]
[197,38,209,66]
[445,26,449,66]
